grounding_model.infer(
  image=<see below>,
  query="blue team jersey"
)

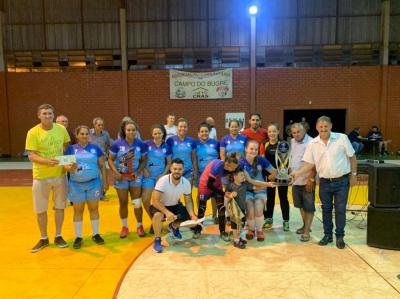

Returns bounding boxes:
[65,143,104,182]
[239,156,272,182]
[144,140,172,179]
[220,134,247,157]
[166,136,197,173]
[109,138,148,174]
[196,139,220,174]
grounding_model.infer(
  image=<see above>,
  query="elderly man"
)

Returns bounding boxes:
[90,117,112,200]
[26,104,71,252]
[150,158,197,253]
[290,123,315,242]
[89,117,113,155]
[290,116,357,249]
[56,114,75,144]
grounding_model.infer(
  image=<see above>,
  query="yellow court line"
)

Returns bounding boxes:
[0,186,152,299]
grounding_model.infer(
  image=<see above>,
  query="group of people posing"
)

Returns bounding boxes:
[26,104,357,254]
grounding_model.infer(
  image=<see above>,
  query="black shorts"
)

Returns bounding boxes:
[149,203,190,221]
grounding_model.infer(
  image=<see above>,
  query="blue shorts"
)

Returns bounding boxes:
[68,178,102,203]
[246,191,267,201]
[142,177,156,189]
[114,174,143,189]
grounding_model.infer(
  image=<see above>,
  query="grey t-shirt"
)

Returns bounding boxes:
[89,129,113,153]
[164,125,177,141]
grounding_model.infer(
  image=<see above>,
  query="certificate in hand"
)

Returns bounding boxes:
[55,155,76,165]
[179,217,205,227]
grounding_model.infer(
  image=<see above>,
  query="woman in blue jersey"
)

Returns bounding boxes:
[196,122,220,222]
[108,119,148,238]
[196,122,220,184]
[220,119,247,161]
[166,118,198,186]
[240,140,277,242]
[64,126,107,249]
[142,124,172,226]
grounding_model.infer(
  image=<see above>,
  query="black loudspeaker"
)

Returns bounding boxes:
[368,163,400,207]
[356,161,370,175]
[367,205,400,250]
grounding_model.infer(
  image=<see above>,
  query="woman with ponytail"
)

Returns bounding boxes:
[263,123,290,231]
[239,140,277,242]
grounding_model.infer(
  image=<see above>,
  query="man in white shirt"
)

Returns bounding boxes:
[164,113,177,140]
[290,116,357,249]
[150,158,197,253]
[290,123,315,242]
[206,117,217,140]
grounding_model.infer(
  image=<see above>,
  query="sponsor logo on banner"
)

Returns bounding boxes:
[175,87,186,98]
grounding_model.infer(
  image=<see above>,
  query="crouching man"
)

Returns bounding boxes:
[150,158,197,253]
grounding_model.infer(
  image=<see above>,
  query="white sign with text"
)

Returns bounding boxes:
[170,69,232,100]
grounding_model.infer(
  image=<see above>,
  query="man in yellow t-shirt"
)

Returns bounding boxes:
[25,104,71,253]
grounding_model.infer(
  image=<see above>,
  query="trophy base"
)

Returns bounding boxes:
[273,179,292,186]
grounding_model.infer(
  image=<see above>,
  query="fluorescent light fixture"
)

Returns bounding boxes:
[249,5,258,15]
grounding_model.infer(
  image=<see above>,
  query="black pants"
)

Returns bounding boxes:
[149,203,190,224]
[195,191,225,234]
[264,186,289,221]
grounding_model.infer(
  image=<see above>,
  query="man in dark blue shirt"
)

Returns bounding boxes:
[348,127,364,154]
